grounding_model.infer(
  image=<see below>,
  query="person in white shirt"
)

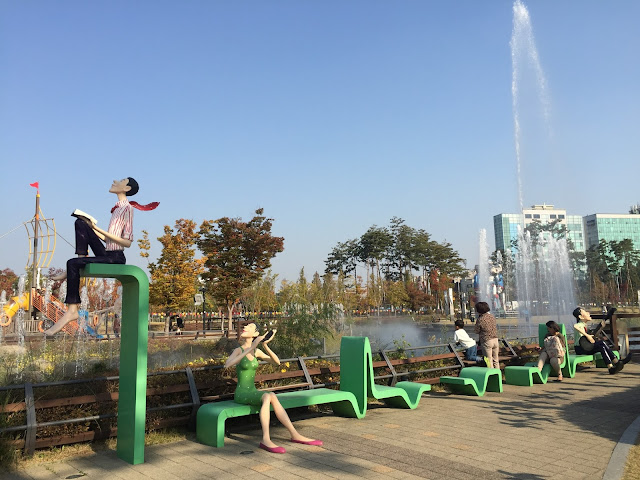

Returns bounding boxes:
[454,320,485,364]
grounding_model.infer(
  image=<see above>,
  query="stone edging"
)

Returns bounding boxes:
[604,414,640,480]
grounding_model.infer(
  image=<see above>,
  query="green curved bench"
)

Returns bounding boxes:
[337,336,430,410]
[439,367,503,396]
[505,364,550,386]
[196,389,363,448]
[524,323,569,378]
[197,336,430,448]
[506,324,571,386]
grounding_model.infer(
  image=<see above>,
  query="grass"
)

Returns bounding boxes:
[623,435,640,480]
[2,428,191,472]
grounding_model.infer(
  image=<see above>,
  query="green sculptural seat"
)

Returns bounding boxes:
[196,335,430,448]
[504,364,550,386]
[82,263,149,465]
[337,336,431,410]
[196,389,364,448]
[440,367,503,396]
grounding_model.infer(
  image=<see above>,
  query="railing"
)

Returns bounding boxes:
[0,335,538,456]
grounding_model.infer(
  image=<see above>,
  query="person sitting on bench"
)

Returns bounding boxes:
[224,323,322,453]
[454,320,485,365]
[572,307,630,374]
[536,321,565,381]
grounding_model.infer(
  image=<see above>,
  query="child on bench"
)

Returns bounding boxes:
[454,320,486,365]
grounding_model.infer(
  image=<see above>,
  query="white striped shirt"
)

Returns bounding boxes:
[106,200,134,251]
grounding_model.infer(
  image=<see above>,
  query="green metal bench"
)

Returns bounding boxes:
[196,336,430,448]
[504,364,550,386]
[525,323,569,378]
[82,264,149,465]
[505,324,570,386]
[196,389,363,448]
[338,336,431,410]
[439,367,503,396]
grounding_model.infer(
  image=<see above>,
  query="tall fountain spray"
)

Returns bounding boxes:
[515,227,576,320]
[0,290,5,344]
[16,275,26,348]
[510,0,576,327]
[477,229,491,303]
[511,0,551,212]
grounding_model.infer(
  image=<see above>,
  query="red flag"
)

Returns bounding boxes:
[29,182,39,189]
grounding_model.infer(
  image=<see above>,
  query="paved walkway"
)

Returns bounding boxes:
[5,363,640,480]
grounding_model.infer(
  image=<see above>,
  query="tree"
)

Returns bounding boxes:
[387,217,418,280]
[240,271,279,316]
[309,271,324,305]
[325,239,360,285]
[406,281,431,311]
[137,230,151,265]
[0,268,18,296]
[386,280,409,310]
[360,226,393,307]
[148,219,203,330]
[198,208,284,335]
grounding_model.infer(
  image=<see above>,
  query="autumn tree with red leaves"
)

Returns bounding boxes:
[198,208,284,335]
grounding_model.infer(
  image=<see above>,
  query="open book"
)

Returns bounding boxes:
[71,210,105,241]
[71,209,97,225]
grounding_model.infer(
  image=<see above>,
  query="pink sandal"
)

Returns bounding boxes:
[291,439,323,446]
[259,442,286,454]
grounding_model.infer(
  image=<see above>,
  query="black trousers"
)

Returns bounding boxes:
[65,219,125,304]
[575,340,615,365]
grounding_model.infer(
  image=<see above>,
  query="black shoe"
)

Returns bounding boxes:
[609,366,617,375]
[614,361,624,373]
[622,353,633,365]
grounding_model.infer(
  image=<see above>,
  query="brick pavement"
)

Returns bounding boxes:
[5,363,639,480]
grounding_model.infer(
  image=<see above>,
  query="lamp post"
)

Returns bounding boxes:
[199,286,206,331]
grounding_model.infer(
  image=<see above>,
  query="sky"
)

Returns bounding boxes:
[1,1,639,286]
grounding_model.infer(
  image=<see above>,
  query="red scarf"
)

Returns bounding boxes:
[111,201,160,213]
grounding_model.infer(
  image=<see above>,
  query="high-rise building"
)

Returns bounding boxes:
[583,214,640,251]
[494,204,585,254]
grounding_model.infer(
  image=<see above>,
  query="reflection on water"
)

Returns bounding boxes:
[349,316,540,352]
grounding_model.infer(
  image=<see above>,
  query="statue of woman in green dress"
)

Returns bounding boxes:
[224,323,323,453]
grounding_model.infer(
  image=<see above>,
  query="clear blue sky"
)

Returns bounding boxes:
[1,1,639,285]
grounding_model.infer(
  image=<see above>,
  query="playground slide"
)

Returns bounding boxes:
[84,324,104,339]
[2,292,104,337]
[0,293,30,326]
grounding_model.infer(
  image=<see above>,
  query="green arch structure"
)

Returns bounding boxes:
[83,264,149,465]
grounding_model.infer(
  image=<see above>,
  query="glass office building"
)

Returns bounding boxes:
[494,204,586,254]
[584,214,640,251]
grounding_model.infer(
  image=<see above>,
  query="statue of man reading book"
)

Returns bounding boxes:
[45,178,158,335]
